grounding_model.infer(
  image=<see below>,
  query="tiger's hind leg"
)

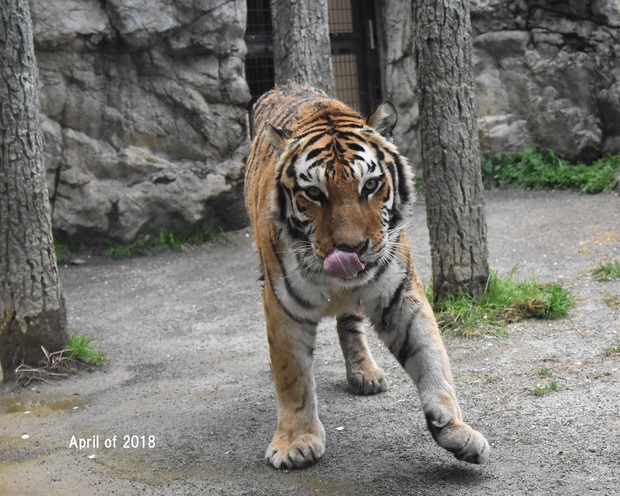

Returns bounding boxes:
[337,309,389,395]
[263,280,325,469]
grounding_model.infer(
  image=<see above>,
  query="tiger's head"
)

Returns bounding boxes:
[267,99,414,282]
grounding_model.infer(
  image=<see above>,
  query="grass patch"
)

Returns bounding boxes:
[604,294,620,310]
[187,225,226,244]
[531,380,562,396]
[432,268,573,337]
[158,229,185,252]
[592,260,620,281]
[413,177,426,194]
[104,226,225,260]
[104,234,159,259]
[482,147,620,193]
[605,341,620,356]
[66,331,106,366]
[54,240,71,264]
[537,367,552,378]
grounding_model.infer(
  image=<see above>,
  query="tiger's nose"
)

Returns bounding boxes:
[334,239,369,255]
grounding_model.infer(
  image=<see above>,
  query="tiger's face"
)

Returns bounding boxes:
[267,102,413,281]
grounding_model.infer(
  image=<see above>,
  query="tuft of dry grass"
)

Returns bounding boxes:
[16,347,79,385]
[15,332,105,385]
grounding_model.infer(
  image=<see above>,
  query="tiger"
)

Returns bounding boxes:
[244,83,490,469]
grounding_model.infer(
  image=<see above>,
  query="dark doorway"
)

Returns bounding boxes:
[244,0,382,115]
[244,0,275,110]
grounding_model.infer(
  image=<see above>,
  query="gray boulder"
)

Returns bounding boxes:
[471,0,620,162]
[31,0,250,245]
[383,0,620,166]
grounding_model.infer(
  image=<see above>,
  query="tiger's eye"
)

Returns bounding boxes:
[305,186,324,201]
[363,178,379,193]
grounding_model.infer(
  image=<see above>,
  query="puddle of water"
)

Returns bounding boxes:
[0,456,41,496]
[97,449,219,484]
[0,433,35,451]
[0,394,88,415]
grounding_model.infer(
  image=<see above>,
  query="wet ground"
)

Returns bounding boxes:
[1,190,619,495]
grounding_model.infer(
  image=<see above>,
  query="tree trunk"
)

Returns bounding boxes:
[415,0,489,303]
[0,0,67,382]
[270,0,335,95]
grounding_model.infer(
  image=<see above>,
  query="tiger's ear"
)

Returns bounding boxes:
[266,124,292,152]
[366,101,398,139]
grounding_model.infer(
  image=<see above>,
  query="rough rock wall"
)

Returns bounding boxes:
[31,0,250,245]
[32,0,619,244]
[383,0,620,166]
[473,0,620,162]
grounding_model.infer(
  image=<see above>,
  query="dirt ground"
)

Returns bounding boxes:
[1,190,619,496]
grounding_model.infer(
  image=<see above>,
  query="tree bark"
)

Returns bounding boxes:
[415,0,489,302]
[0,0,67,382]
[270,0,335,95]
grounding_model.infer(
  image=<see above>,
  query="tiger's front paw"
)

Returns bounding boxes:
[266,423,326,469]
[347,366,389,395]
[427,418,490,464]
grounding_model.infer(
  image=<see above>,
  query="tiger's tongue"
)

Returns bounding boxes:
[323,248,366,279]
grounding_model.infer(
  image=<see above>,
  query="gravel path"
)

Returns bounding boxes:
[1,190,619,495]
